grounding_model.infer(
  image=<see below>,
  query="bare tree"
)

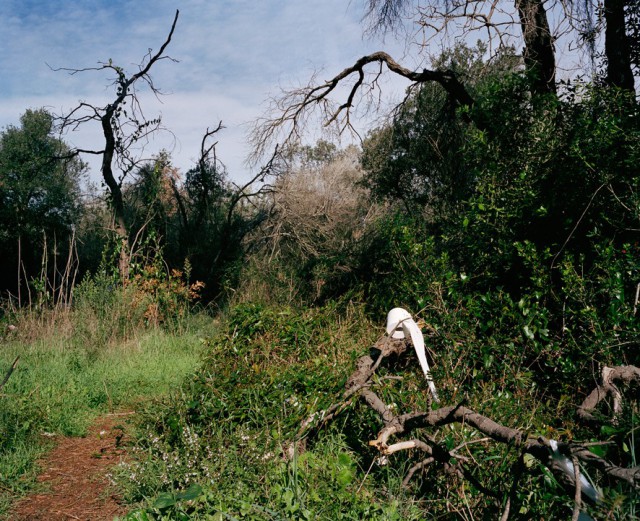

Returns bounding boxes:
[172,123,280,252]
[252,145,376,287]
[172,122,227,235]
[57,10,180,278]
[365,0,636,92]
[365,0,556,95]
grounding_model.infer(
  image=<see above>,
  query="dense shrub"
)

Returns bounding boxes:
[115,303,434,519]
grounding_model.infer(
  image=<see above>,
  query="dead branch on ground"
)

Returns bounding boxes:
[298,336,640,517]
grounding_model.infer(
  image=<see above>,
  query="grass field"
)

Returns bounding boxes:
[0,310,213,516]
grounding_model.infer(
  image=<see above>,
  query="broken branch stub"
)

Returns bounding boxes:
[577,365,640,424]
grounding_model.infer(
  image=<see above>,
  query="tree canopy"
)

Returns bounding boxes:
[0,109,85,300]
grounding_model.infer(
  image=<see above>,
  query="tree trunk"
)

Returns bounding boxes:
[604,0,635,91]
[515,0,557,95]
[100,110,130,281]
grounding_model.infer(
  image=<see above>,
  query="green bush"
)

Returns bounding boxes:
[113,303,436,519]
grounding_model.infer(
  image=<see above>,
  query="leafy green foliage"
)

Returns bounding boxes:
[113,303,432,519]
[0,109,86,300]
[0,110,85,242]
[361,43,519,213]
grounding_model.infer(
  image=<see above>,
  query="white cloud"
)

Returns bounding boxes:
[0,0,408,183]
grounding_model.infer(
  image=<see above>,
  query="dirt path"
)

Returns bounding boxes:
[11,412,134,521]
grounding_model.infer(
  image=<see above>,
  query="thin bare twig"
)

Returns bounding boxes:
[571,454,582,521]
[0,357,20,392]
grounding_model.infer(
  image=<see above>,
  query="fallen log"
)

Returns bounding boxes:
[298,335,640,519]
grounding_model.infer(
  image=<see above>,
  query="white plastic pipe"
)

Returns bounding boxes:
[549,439,601,504]
[386,308,439,403]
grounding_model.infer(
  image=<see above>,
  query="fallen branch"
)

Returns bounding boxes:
[298,335,640,517]
[577,365,640,424]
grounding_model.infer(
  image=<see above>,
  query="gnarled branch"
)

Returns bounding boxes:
[251,52,477,162]
[299,335,640,518]
[577,365,640,424]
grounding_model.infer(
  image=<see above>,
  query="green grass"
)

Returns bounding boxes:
[112,302,428,520]
[0,311,212,515]
[112,298,632,520]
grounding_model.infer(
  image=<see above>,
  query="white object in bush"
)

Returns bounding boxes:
[386,308,439,403]
[549,439,601,504]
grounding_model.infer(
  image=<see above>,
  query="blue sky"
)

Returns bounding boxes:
[0,0,410,184]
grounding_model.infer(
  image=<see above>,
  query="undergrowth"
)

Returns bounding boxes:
[114,302,427,519]
[109,296,597,519]
[0,273,212,517]
[114,266,639,519]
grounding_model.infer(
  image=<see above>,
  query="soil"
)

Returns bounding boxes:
[11,412,134,521]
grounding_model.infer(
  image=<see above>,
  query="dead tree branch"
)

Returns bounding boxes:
[298,336,640,516]
[55,10,180,279]
[0,356,19,392]
[577,365,640,424]
[251,52,478,162]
